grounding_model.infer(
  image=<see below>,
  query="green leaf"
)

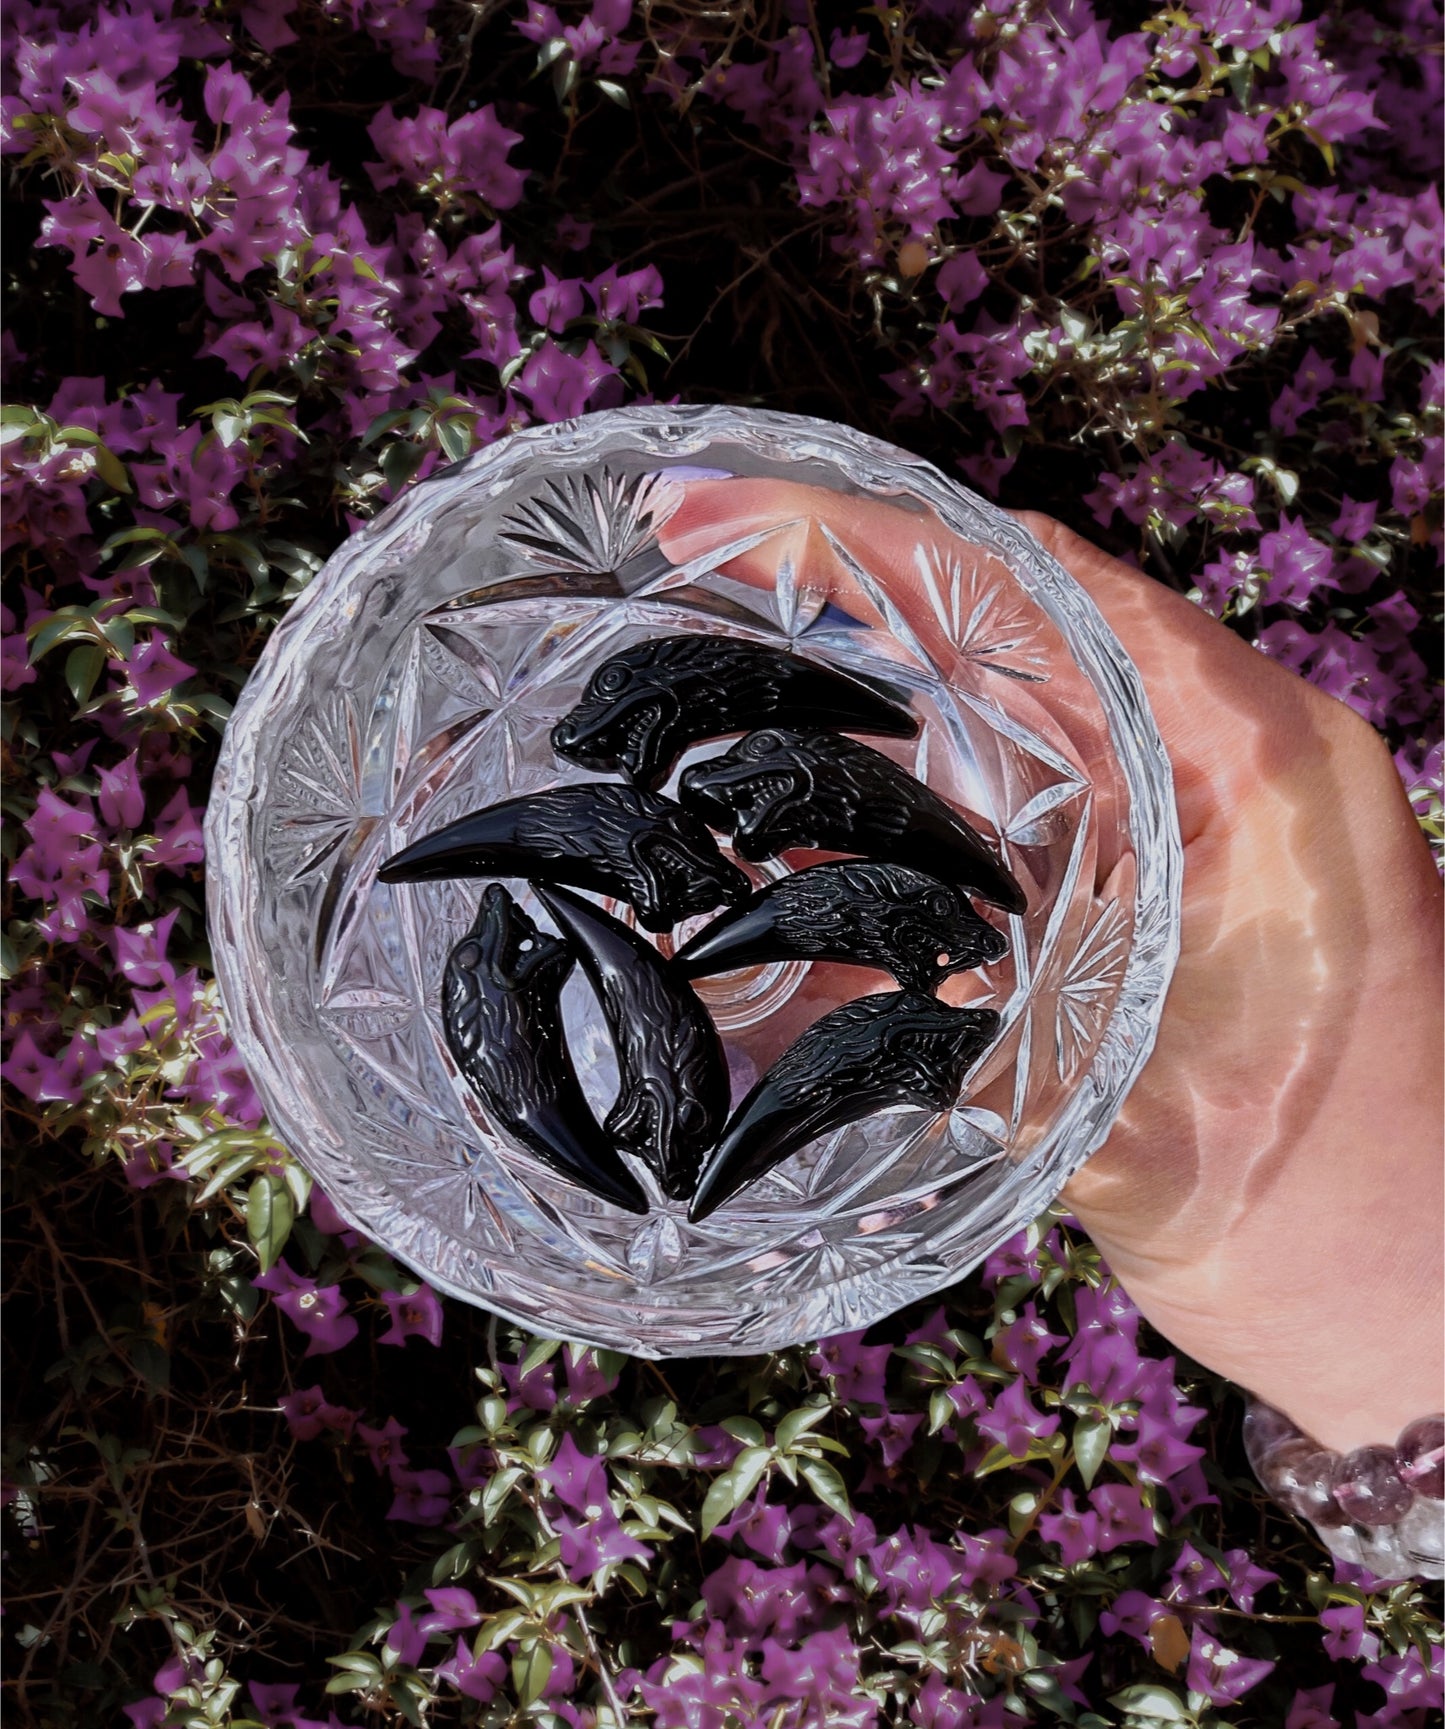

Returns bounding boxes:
[1108,1683,1190,1722]
[64,644,107,706]
[482,1464,526,1527]
[128,1338,170,1394]
[436,416,471,463]
[195,1147,262,1205]
[246,1172,295,1274]
[99,615,135,657]
[1072,1414,1112,1490]
[513,1641,554,1707]
[91,443,131,493]
[775,1405,830,1451]
[28,611,96,663]
[326,1652,383,1678]
[699,1446,771,1538]
[719,1416,765,1447]
[352,256,382,283]
[519,1336,561,1378]
[381,439,425,493]
[798,1457,851,1520]
[596,78,630,108]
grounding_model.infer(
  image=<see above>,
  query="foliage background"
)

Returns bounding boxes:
[2,0,1442,1725]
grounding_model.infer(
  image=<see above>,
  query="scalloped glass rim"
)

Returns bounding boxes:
[205,405,1182,1356]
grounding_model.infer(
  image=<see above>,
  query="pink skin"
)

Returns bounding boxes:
[660,478,1444,1454]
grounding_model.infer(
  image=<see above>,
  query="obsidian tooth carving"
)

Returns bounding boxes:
[678,727,1027,915]
[551,634,918,789]
[673,860,1010,992]
[442,885,648,1214]
[532,885,728,1202]
[689,991,1001,1222]
[378,785,749,932]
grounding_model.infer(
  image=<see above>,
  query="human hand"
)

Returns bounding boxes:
[658,480,1444,1454]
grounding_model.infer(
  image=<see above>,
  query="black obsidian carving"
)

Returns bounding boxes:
[533,885,728,1201]
[442,885,648,1214]
[673,860,1010,993]
[378,785,749,932]
[678,728,1027,914]
[689,992,1000,1222]
[551,634,918,790]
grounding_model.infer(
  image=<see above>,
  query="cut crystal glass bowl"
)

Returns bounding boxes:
[206,406,1181,1355]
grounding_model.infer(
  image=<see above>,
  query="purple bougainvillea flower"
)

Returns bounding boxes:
[1090,1483,1157,1552]
[1285,1684,1342,1729]
[386,1465,452,1525]
[809,1330,891,1406]
[248,1682,301,1725]
[701,1557,832,1645]
[1168,1542,1228,1602]
[419,1587,480,1634]
[124,636,195,706]
[528,267,584,333]
[1117,1407,1208,1485]
[711,1486,793,1564]
[434,1637,507,1703]
[384,1600,426,1665]
[307,1188,359,1243]
[377,1284,443,1348]
[97,751,145,830]
[992,1304,1065,1378]
[110,910,180,988]
[355,1416,409,1473]
[1038,1490,1101,1566]
[257,1265,359,1358]
[859,1409,924,1471]
[552,1505,652,1579]
[1186,1625,1275,1705]
[278,1386,356,1442]
[1099,1588,1171,1647]
[1320,1601,1380,1662]
[562,1344,621,1404]
[1361,1645,1444,1713]
[758,1623,871,1726]
[951,1530,1018,1594]
[1221,1548,1280,1613]
[867,1524,963,1620]
[976,1376,1060,1459]
[539,1432,609,1517]
[512,338,616,423]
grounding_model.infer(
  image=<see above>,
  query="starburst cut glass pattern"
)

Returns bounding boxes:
[497,467,681,576]
[208,407,1180,1357]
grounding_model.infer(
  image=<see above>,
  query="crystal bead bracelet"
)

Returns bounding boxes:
[1244,1401,1445,1580]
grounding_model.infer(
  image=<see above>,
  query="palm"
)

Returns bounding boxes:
[661,484,1443,1451]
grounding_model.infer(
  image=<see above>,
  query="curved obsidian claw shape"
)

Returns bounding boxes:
[551,634,918,790]
[673,860,1009,992]
[689,991,1000,1222]
[678,728,1027,915]
[533,885,728,1202]
[378,785,749,932]
[442,886,648,1214]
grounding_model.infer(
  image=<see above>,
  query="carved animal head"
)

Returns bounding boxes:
[770,992,998,1105]
[679,728,837,860]
[552,638,723,784]
[778,862,1009,985]
[621,799,749,930]
[448,884,571,997]
[864,869,1009,982]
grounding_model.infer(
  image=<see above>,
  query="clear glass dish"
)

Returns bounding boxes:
[205,406,1181,1355]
